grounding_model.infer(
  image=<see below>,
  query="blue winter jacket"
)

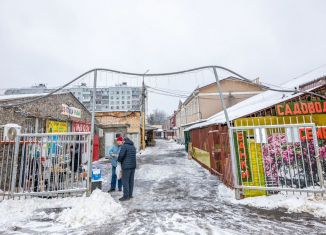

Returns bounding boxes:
[108,145,121,167]
[118,138,136,170]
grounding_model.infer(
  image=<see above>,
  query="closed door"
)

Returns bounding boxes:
[105,132,115,156]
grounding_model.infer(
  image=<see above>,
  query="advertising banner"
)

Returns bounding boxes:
[72,122,91,132]
[62,104,82,119]
[46,120,68,133]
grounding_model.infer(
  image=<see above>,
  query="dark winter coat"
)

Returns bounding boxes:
[70,146,80,172]
[118,138,136,170]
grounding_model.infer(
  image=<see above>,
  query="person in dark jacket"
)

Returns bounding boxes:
[70,144,81,173]
[118,137,136,201]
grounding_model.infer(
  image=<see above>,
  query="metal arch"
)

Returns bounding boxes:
[2,65,325,109]
[95,65,252,82]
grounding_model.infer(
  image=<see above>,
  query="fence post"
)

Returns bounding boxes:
[212,67,241,199]
[10,136,20,197]
[88,69,97,196]
[311,125,324,190]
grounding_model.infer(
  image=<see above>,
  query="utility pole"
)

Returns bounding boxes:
[141,70,149,150]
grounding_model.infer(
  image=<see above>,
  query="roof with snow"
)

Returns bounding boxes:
[0,92,68,102]
[185,67,326,131]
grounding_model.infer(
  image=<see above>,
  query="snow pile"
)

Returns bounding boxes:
[217,184,326,218]
[0,190,125,232]
[57,189,125,228]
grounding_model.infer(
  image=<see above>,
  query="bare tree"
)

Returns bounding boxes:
[148,109,167,125]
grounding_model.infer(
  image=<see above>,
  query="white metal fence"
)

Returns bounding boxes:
[0,132,91,200]
[230,123,326,197]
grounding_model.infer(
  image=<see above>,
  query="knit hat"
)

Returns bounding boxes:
[117,136,124,142]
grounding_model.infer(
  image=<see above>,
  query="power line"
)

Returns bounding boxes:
[147,89,188,98]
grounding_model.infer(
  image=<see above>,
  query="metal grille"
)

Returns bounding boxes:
[230,123,325,196]
[0,131,91,200]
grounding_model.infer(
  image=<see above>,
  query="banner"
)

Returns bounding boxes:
[276,101,326,116]
[46,120,68,133]
[72,122,91,132]
[62,104,82,119]
[234,131,252,183]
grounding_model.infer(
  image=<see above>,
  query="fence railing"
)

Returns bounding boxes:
[230,123,326,197]
[0,132,91,200]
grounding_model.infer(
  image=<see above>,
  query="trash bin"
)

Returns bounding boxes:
[91,168,103,192]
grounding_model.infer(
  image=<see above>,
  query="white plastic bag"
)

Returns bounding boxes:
[116,163,122,179]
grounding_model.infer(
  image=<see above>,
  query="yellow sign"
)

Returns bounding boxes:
[192,147,211,168]
[46,120,68,133]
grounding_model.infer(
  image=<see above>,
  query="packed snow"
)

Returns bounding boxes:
[218,184,326,218]
[0,190,125,234]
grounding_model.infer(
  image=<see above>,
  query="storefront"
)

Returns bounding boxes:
[186,75,326,197]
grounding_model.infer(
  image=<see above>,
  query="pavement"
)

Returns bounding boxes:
[91,139,326,235]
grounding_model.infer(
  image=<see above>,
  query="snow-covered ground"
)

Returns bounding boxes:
[0,190,126,234]
[1,139,326,234]
[218,184,326,218]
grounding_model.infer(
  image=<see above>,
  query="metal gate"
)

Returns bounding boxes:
[0,132,91,200]
[230,123,326,197]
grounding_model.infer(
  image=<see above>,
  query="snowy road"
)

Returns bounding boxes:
[91,140,326,235]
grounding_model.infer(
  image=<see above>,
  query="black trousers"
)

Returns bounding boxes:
[122,169,135,198]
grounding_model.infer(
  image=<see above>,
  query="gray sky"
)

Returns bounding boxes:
[0,0,325,114]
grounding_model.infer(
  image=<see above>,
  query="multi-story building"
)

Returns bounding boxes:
[4,82,143,112]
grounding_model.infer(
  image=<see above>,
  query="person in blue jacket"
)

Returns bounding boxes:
[107,137,123,192]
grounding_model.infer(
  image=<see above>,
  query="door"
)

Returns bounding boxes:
[127,133,140,151]
[105,132,115,156]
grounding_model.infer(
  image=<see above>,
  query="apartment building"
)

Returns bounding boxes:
[5,82,143,112]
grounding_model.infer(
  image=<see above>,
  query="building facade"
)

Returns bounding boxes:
[95,111,141,156]
[174,77,265,143]
[0,92,92,134]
